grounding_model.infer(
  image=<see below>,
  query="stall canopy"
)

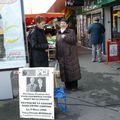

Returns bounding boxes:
[25,13,64,26]
[47,0,73,19]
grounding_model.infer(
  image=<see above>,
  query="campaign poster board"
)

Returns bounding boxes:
[0,71,13,100]
[19,67,55,120]
[0,0,27,70]
[106,40,120,62]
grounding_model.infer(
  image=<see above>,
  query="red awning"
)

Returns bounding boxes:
[47,0,72,19]
[25,13,64,26]
[25,13,64,19]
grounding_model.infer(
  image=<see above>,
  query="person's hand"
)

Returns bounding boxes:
[61,34,65,38]
[45,49,48,52]
[49,45,53,48]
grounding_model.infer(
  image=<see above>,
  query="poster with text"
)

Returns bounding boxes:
[0,0,27,69]
[19,67,54,119]
[109,44,118,56]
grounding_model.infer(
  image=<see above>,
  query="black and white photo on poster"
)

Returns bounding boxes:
[22,69,36,76]
[26,77,46,92]
[36,77,46,92]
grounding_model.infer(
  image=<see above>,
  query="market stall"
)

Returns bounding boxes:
[25,13,64,60]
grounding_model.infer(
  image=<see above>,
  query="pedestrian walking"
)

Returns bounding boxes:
[56,19,81,90]
[88,17,105,62]
[30,16,48,67]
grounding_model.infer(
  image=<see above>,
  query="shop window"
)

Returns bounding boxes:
[112,6,120,41]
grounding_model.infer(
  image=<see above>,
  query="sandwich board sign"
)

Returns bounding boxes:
[19,67,54,119]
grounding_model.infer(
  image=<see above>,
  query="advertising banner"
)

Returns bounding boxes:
[0,0,26,69]
[19,67,54,119]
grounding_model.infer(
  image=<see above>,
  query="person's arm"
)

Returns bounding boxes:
[31,32,48,50]
[99,23,105,34]
[62,29,77,45]
[102,25,105,33]
[87,25,92,34]
[55,33,59,59]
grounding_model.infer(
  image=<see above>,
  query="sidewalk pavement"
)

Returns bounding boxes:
[0,46,120,120]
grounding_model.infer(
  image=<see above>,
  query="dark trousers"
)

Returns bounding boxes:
[65,80,78,89]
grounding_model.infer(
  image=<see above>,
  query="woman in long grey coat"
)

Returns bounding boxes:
[56,19,81,90]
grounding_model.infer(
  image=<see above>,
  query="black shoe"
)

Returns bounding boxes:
[92,60,96,62]
[69,88,78,91]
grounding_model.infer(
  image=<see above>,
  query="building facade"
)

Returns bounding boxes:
[76,0,120,54]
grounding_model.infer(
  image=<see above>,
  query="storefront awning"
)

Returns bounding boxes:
[25,13,64,26]
[47,0,73,19]
[25,13,64,18]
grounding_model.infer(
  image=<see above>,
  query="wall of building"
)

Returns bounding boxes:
[104,7,112,41]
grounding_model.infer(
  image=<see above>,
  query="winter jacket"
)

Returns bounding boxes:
[30,26,48,67]
[56,28,81,82]
[88,23,105,45]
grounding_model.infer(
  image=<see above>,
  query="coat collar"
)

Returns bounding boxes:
[58,28,69,34]
[35,26,44,32]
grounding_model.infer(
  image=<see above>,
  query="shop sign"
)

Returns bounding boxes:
[113,5,120,11]
[82,0,117,12]
[95,0,116,6]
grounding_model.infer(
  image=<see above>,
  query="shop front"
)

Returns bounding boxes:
[112,5,120,41]
[77,0,118,53]
[77,7,103,48]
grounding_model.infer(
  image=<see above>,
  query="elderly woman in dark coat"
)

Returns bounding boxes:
[56,19,81,90]
[30,16,48,67]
